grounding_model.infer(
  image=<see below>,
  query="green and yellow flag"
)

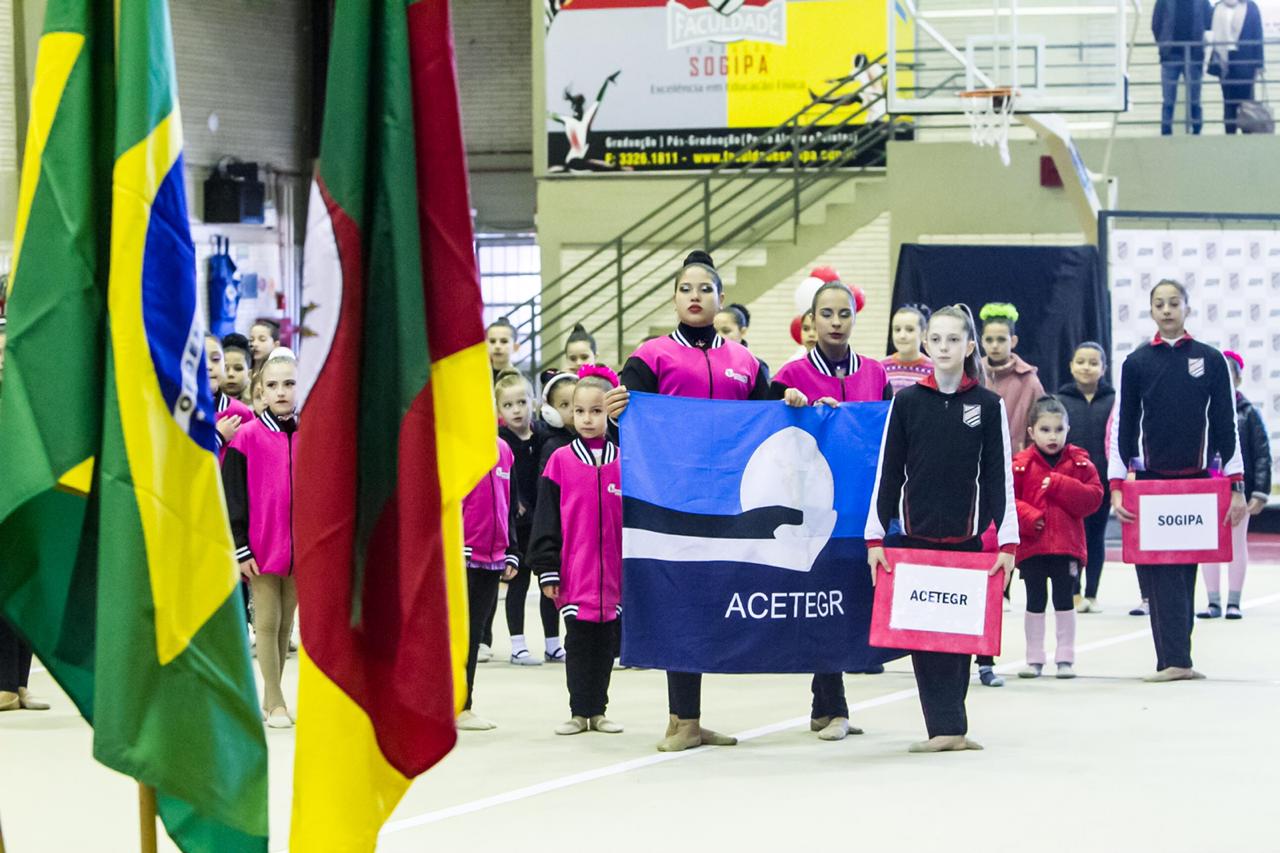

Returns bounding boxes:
[0,2,269,850]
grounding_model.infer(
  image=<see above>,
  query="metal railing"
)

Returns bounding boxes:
[516,56,904,371]
[901,38,1280,137]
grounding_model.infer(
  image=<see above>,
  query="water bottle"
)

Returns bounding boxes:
[1210,452,1222,477]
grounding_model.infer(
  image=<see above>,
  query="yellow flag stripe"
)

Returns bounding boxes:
[431,342,498,504]
[430,342,496,711]
[109,110,239,665]
[289,650,411,852]
[10,32,85,293]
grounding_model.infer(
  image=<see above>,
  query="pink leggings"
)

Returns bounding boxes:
[1202,515,1249,596]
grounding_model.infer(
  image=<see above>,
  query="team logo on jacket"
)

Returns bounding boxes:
[608,483,622,497]
[724,368,749,384]
[1187,358,1205,378]
[962,404,981,428]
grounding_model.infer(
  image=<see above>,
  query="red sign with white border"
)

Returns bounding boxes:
[1120,478,1233,565]
[869,548,1004,656]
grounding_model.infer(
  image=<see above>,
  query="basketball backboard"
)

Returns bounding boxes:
[887,0,1129,115]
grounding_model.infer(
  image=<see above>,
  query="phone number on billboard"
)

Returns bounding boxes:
[602,148,847,168]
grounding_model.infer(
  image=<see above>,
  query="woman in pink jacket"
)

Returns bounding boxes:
[771,280,892,742]
[605,250,769,752]
[222,348,300,729]
[531,366,624,736]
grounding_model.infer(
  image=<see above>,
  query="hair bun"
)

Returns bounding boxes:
[577,364,620,387]
[979,302,1020,323]
[266,346,297,362]
[683,250,715,269]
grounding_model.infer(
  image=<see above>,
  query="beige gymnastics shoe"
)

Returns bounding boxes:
[589,715,624,734]
[1143,667,1205,683]
[657,715,701,752]
[816,717,864,741]
[555,716,589,736]
[18,687,50,710]
[909,735,983,753]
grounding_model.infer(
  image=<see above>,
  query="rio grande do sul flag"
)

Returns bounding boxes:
[0,1,268,851]
[290,1,494,849]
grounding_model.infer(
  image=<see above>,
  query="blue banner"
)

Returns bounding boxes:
[620,392,906,674]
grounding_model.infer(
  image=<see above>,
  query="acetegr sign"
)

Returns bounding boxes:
[889,562,989,636]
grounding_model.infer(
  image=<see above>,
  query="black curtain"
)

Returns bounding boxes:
[889,244,1110,392]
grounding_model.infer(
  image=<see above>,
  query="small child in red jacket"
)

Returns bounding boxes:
[1013,396,1104,679]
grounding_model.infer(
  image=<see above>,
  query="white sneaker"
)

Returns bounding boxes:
[509,648,542,666]
[477,643,492,663]
[544,647,566,663]
[457,710,496,731]
[1056,663,1076,679]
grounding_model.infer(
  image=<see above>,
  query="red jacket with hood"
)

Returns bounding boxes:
[1011,444,1103,564]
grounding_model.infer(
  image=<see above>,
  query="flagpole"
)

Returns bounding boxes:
[138,784,157,853]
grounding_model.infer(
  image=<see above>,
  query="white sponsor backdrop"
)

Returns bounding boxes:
[1108,227,1280,494]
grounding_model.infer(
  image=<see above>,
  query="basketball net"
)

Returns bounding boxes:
[960,88,1016,167]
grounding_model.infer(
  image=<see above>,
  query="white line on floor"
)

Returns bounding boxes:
[365,588,1280,843]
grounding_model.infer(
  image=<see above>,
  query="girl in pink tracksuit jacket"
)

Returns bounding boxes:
[605,250,768,752]
[458,437,520,731]
[222,349,300,729]
[770,279,892,743]
[531,366,624,736]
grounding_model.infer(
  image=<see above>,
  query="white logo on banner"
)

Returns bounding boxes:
[623,427,836,573]
[1138,493,1219,551]
[889,563,988,636]
[666,0,786,48]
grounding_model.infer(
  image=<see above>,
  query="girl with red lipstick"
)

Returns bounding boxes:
[605,250,769,753]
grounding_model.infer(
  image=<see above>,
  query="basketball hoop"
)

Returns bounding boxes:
[959,87,1017,166]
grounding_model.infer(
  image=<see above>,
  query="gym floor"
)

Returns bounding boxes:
[4,545,1278,852]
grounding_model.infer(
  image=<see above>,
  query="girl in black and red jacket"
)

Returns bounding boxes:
[1108,280,1246,682]
[865,304,1018,753]
[1012,396,1104,679]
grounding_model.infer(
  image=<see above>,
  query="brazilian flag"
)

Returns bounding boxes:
[0,2,269,850]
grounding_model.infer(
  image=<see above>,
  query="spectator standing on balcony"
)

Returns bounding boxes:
[1209,0,1265,134]
[1153,0,1214,135]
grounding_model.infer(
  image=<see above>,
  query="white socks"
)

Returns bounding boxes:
[511,634,528,654]
[545,637,563,654]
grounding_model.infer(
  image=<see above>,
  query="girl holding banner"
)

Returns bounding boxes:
[1107,280,1247,682]
[772,279,892,743]
[865,305,1018,753]
[605,250,770,753]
